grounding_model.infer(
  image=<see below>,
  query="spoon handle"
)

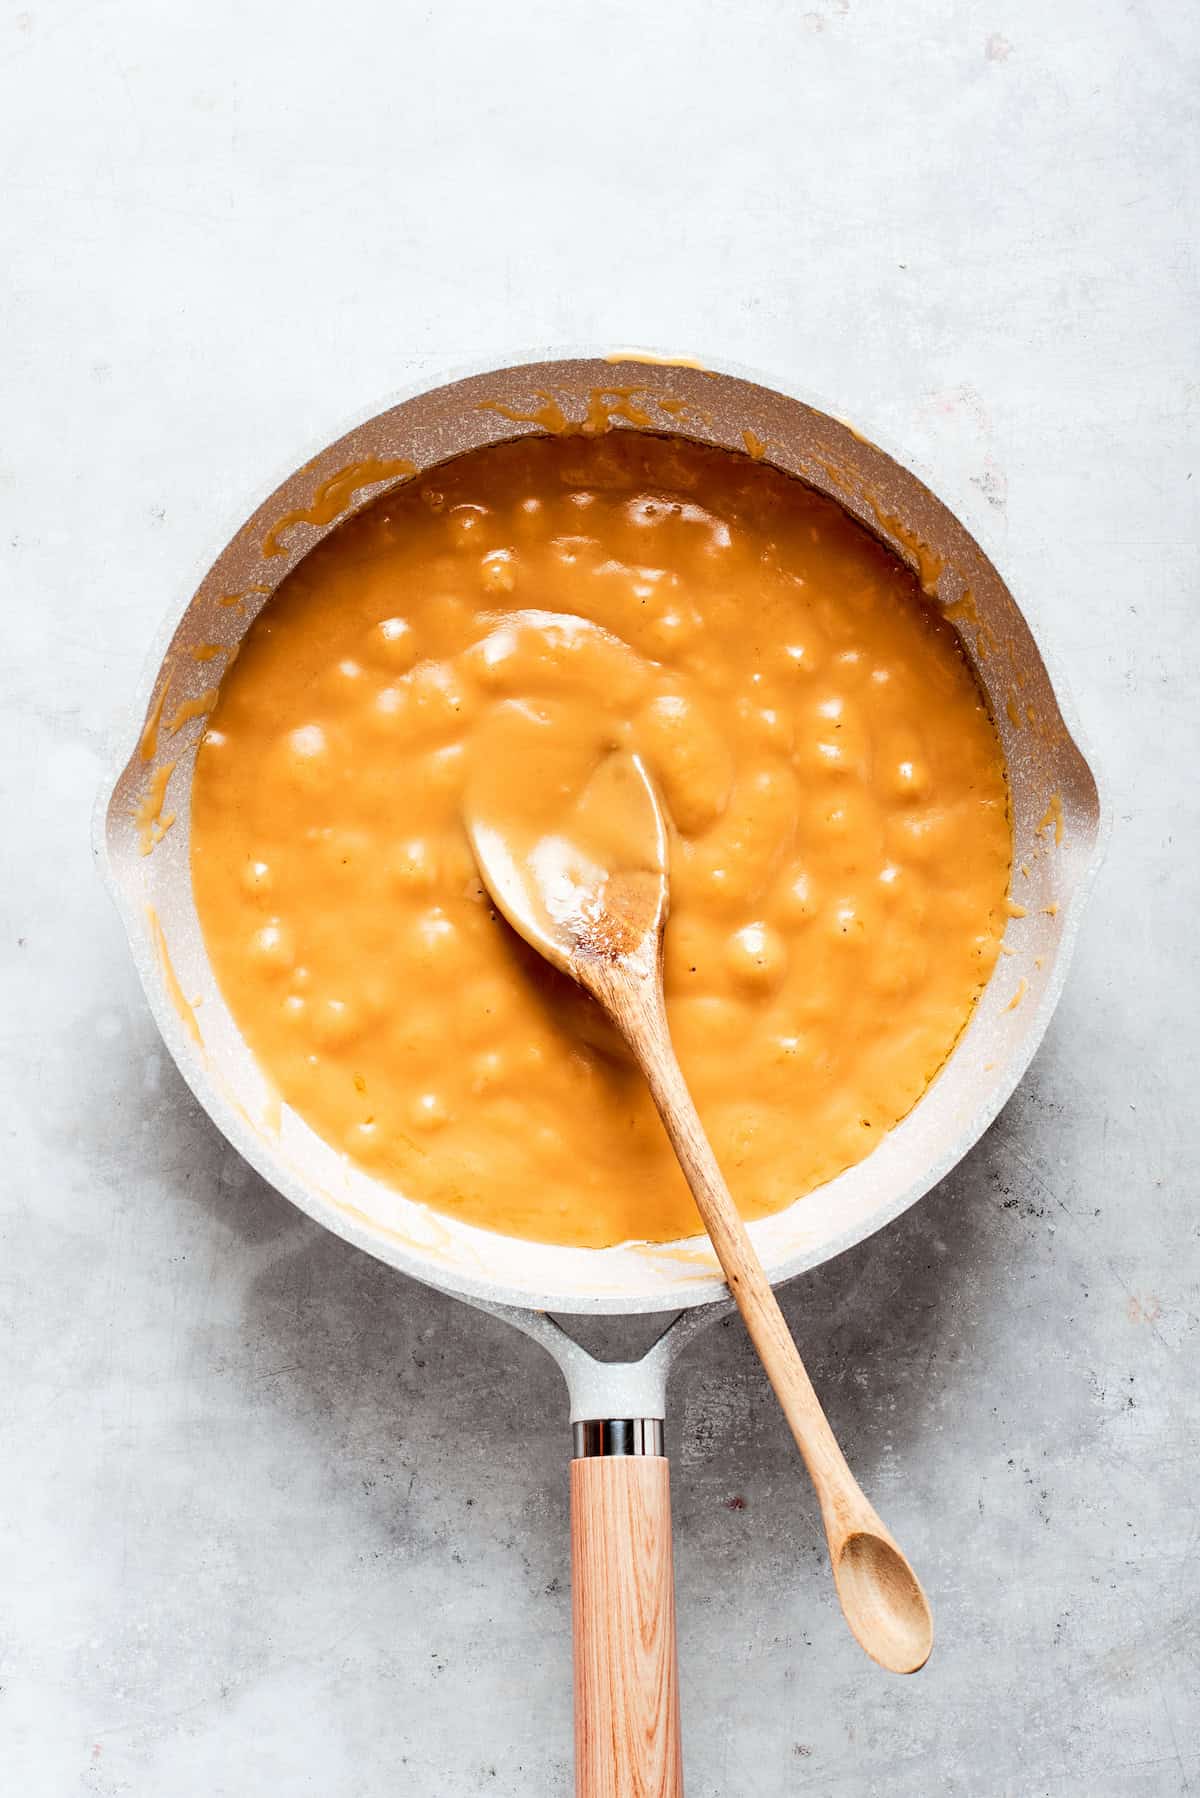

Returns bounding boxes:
[586,961,931,1672]
[634,1000,864,1520]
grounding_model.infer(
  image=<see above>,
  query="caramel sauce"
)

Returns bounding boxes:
[191,433,1010,1247]
[866,499,945,599]
[262,457,417,558]
[480,387,662,439]
[147,905,202,1047]
[135,760,177,856]
[139,670,172,763]
[1037,792,1065,846]
[165,688,219,735]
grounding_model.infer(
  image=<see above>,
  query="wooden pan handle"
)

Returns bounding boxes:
[570,1455,684,1797]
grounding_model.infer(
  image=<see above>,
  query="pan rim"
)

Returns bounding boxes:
[94,344,1111,1316]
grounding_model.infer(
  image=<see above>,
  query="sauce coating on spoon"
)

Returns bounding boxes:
[466,681,667,974]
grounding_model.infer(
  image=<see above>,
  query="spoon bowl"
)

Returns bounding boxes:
[467,741,667,981]
[834,1531,933,1675]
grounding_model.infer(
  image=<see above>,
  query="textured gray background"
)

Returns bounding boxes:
[2,0,1197,1792]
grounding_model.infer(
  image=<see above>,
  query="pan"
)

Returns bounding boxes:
[95,352,1105,1794]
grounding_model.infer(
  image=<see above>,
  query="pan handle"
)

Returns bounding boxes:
[570,1423,683,1797]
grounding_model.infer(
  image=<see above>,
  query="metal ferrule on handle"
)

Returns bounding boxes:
[572,1418,665,1458]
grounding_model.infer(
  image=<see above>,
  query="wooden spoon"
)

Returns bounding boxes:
[467,747,933,1676]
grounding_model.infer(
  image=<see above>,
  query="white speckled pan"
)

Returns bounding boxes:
[95,353,1106,1767]
[95,351,1104,1333]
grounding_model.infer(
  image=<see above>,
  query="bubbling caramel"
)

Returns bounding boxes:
[191,433,1010,1246]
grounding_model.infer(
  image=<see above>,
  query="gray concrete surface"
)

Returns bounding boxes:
[2,0,1197,1792]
